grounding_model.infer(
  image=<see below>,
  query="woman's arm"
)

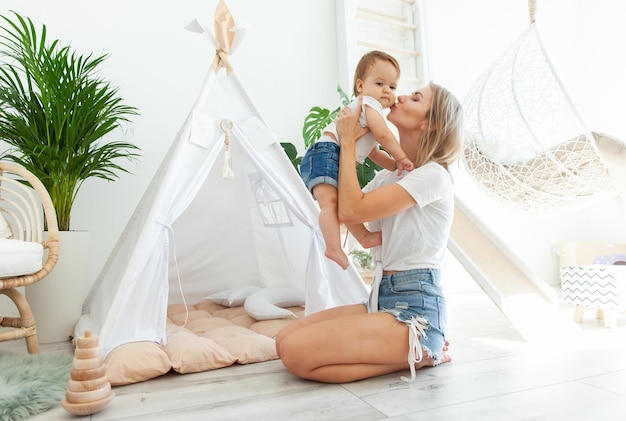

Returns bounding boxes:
[346,223,382,249]
[336,97,417,225]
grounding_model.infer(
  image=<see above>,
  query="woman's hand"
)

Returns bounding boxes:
[335,96,369,149]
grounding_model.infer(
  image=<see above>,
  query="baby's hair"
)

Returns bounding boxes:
[352,50,401,97]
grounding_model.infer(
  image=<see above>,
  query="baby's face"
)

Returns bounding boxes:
[357,60,399,109]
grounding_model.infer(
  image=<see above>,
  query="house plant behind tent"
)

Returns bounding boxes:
[0,11,140,342]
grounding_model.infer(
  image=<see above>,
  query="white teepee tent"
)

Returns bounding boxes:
[75,1,369,357]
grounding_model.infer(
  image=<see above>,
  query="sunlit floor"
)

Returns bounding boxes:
[5,251,626,420]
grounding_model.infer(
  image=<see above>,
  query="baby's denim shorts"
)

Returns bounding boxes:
[376,268,447,365]
[300,141,340,193]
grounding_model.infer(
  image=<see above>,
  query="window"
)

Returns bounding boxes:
[336,0,428,95]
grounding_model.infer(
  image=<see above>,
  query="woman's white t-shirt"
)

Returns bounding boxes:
[363,162,453,271]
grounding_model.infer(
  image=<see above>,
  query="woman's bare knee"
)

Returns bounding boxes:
[277,337,306,376]
[275,325,295,357]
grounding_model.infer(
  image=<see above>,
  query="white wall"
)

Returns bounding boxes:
[0,0,341,291]
[1,0,624,293]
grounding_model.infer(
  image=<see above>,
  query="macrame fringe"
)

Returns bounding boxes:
[222,149,234,180]
[220,119,235,180]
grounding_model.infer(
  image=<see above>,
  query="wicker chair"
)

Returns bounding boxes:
[0,162,59,353]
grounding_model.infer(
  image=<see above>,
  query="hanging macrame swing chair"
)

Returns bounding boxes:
[462,0,614,212]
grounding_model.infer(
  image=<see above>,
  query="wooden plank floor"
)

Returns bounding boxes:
[3,251,626,420]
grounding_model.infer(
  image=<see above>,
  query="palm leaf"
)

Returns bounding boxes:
[280,142,302,174]
[302,106,334,148]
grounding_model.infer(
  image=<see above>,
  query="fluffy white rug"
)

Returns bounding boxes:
[0,351,73,421]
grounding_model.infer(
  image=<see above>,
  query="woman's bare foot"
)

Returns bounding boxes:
[325,247,349,269]
[414,343,452,369]
[443,340,450,352]
[439,351,452,364]
[439,341,452,364]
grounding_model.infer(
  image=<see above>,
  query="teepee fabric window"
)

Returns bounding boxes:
[251,174,292,227]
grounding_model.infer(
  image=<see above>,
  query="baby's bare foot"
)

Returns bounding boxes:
[325,248,349,269]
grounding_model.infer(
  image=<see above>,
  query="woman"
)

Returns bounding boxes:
[276,82,464,383]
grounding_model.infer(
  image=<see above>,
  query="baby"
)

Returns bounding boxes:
[300,50,413,269]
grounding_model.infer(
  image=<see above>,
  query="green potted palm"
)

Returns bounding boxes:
[0,11,140,343]
[0,11,140,231]
[348,248,375,285]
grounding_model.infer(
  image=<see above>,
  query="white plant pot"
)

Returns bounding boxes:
[26,231,90,344]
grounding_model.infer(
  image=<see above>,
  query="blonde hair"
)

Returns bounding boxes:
[352,50,401,97]
[414,82,464,170]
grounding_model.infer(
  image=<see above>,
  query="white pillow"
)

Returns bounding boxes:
[0,238,44,277]
[203,286,261,307]
[0,213,11,239]
[244,287,305,321]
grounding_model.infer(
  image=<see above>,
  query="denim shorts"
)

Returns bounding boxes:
[376,268,447,364]
[299,141,340,193]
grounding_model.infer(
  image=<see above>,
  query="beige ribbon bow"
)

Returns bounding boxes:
[211,0,234,74]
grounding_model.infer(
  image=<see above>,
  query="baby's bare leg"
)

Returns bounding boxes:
[313,184,348,269]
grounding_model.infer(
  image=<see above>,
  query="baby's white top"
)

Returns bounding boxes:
[318,95,384,164]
